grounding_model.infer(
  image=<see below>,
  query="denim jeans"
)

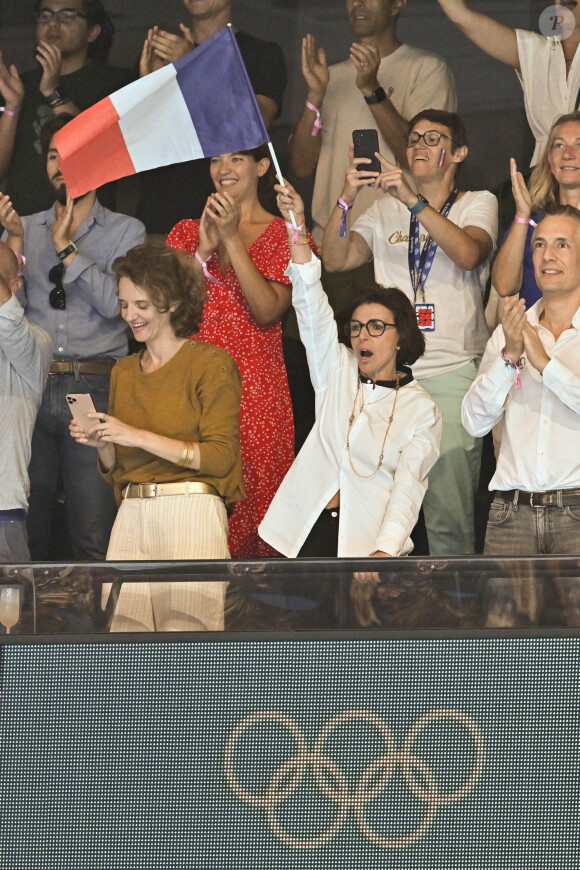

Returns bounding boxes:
[27,372,118,561]
[484,492,580,556]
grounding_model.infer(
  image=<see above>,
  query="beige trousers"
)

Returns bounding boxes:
[105,493,229,632]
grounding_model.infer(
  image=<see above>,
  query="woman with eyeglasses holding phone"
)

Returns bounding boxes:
[259,182,441,560]
[320,109,497,559]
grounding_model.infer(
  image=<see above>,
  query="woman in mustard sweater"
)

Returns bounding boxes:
[70,241,244,632]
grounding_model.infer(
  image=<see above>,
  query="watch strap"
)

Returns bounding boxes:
[56,241,78,261]
[363,86,387,105]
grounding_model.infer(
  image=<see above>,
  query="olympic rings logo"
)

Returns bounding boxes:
[224,709,484,850]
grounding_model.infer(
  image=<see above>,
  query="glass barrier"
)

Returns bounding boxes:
[1,555,580,637]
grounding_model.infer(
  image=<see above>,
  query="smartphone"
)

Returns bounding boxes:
[352,129,381,174]
[66,393,100,433]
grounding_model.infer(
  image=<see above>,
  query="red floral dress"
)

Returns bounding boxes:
[167,217,295,558]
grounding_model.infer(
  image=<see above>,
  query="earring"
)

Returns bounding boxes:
[396,345,400,350]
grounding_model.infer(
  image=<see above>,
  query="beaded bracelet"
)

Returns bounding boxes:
[337,196,354,239]
[0,107,19,117]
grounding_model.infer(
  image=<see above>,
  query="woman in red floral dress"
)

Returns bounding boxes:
[167,146,312,557]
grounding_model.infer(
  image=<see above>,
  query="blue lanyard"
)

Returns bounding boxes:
[408,188,458,303]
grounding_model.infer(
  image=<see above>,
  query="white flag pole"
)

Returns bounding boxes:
[267,140,297,230]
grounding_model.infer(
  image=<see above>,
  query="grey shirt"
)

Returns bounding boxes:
[0,295,52,510]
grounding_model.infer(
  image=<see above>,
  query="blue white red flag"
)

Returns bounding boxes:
[55,25,269,199]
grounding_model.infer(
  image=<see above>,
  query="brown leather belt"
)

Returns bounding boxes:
[123,482,221,499]
[497,488,580,507]
[49,358,116,375]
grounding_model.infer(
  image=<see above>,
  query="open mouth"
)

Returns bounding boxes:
[359,349,373,359]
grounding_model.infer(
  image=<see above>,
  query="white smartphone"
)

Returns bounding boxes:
[66,393,101,433]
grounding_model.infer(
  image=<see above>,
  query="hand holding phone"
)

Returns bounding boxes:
[66,393,101,434]
[352,129,381,175]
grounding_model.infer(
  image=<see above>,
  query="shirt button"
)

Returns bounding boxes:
[58,346,64,352]
[59,324,64,330]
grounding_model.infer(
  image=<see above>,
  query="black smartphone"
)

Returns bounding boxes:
[352,129,381,174]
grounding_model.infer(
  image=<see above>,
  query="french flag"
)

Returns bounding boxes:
[55,25,269,199]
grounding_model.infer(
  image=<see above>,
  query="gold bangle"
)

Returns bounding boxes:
[290,239,311,246]
[178,442,189,466]
[178,441,196,467]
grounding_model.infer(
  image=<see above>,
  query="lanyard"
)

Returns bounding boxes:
[408,188,458,303]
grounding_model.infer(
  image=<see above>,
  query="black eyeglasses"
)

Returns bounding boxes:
[404,130,453,147]
[49,263,66,310]
[344,319,396,338]
[36,8,87,24]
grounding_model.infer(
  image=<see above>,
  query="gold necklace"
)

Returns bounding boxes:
[346,374,400,478]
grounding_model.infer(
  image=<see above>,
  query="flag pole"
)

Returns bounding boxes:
[267,140,297,230]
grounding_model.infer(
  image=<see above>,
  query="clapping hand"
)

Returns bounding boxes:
[510,157,532,221]
[0,52,24,111]
[301,33,329,105]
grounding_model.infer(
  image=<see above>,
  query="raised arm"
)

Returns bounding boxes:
[374,155,495,270]
[201,192,291,325]
[288,34,329,178]
[348,40,409,167]
[436,0,520,69]
[321,144,376,273]
[0,53,24,182]
[492,158,532,296]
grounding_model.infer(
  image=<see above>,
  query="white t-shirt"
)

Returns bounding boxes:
[312,44,457,244]
[516,28,580,166]
[352,190,498,379]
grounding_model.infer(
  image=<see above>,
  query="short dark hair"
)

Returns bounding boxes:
[533,204,580,238]
[40,113,74,163]
[340,284,426,367]
[34,0,114,62]
[113,242,206,338]
[407,109,468,153]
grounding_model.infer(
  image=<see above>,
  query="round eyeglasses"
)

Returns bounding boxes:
[404,130,453,148]
[36,8,88,24]
[344,319,396,338]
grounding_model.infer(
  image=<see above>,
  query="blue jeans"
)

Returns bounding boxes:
[484,492,580,556]
[27,372,117,561]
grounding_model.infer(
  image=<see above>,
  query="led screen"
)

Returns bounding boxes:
[1,637,579,868]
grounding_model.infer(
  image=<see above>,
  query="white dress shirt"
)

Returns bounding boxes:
[259,256,442,557]
[461,300,580,492]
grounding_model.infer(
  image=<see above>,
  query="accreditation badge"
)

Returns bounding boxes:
[415,303,435,332]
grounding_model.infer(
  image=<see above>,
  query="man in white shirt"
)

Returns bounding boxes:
[462,206,580,555]
[290,0,457,245]
[0,240,52,561]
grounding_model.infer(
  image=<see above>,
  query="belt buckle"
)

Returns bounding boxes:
[529,491,543,507]
[139,483,157,498]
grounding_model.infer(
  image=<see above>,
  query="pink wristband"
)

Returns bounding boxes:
[194,250,221,285]
[15,252,26,278]
[0,107,19,117]
[305,100,325,136]
[514,215,537,228]
[501,346,525,390]
[284,219,305,246]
